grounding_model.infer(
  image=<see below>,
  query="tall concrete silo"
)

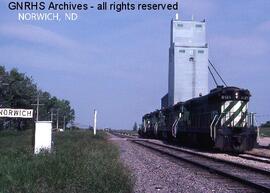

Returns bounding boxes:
[162,14,209,108]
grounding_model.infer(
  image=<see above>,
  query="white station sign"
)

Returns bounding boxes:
[0,108,33,118]
[34,121,52,154]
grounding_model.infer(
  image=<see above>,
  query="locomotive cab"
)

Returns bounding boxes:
[212,87,257,152]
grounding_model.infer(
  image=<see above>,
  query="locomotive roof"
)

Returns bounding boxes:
[167,86,249,110]
[143,109,160,118]
[209,86,250,96]
[142,86,250,118]
[184,86,250,105]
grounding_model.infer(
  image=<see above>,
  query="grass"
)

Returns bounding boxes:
[260,127,270,137]
[0,130,133,193]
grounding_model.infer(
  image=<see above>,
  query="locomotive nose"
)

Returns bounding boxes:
[232,136,242,146]
[231,135,245,153]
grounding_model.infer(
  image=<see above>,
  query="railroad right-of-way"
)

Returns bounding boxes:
[132,139,270,192]
[112,132,270,192]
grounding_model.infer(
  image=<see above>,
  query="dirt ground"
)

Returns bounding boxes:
[258,137,270,147]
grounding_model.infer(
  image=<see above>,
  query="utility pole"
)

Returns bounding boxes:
[50,109,57,130]
[36,95,40,122]
[0,75,9,107]
[31,93,44,122]
[56,109,59,130]
[63,116,66,131]
[50,109,55,122]
[93,109,97,135]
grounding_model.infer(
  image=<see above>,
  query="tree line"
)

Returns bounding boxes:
[261,121,270,128]
[0,66,75,131]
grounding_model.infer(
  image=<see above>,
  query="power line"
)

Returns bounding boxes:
[208,66,218,87]
[255,114,270,117]
[208,59,228,87]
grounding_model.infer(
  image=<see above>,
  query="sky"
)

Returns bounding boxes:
[0,0,269,129]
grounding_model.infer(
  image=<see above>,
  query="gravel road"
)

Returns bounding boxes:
[109,135,260,193]
[257,137,270,148]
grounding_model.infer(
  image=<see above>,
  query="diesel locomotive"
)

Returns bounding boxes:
[138,86,258,152]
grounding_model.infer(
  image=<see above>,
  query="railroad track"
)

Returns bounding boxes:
[112,132,270,163]
[111,132,135,139]
[238,153,270,164]
[111,132,270,191]
[245,151,270,159]
[130,139,270,192]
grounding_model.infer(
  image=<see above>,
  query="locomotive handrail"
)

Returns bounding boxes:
[143,120,147,133]
[252,114,260,142]
[210,115,218,139]
[154,122,158,136]
[214,113,223,140]
[172,117,180,138]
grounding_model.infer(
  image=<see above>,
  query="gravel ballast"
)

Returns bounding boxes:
[109,135,259,193]
[148,139,270,172]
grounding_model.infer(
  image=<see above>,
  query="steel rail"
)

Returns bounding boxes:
[238,153,270,164]
[131,139,270,193]
[245,152,270,160]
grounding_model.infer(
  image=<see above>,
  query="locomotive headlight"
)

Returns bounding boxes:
[235,92,239,99]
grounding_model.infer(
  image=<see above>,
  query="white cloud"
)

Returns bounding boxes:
[0,24,79,49]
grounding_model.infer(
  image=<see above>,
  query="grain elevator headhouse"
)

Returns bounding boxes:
[162,14,209,108]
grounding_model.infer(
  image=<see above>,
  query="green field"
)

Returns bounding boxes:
[0,130,133,193]
[260,127,270,137]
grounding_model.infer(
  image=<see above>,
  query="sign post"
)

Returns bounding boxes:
[93,109,97,135]
[0,108,52,154]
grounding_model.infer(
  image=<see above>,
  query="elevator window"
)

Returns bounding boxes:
[179,50,185,53]
[177,24,183,27]
[198,50,204,54]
